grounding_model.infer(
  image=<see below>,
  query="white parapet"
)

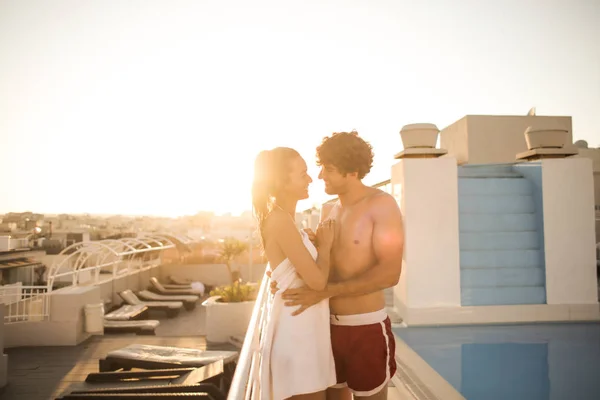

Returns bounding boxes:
[393,156,599,327]
[391,157,461,319]
[540,158,598,306]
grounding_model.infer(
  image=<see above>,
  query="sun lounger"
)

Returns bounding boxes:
[98,344,238,377]
[103,319,160,335]
[120,289,183,317]
[104,304,148,321]
[169,276,215,293]
[55,362,227,400]
[138,290,198,311]
[163,281,193,290]
[149,277,204,296]
[169,275,193,285]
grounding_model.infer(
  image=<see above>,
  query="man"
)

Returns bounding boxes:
[272,131,404,400]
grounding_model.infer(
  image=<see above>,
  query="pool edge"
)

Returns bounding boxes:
[392,333,466,400]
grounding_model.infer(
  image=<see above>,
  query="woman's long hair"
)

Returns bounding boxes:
[252,147,300,246]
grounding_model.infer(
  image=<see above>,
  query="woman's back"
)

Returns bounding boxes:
[258,230,336,400]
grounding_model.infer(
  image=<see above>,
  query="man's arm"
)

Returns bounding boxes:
[324,194,404,298]
[280,194,403,314]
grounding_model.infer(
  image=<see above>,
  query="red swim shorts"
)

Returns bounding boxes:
[330,309,396,396]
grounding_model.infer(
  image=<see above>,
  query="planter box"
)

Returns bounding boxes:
[400,123,439,149]
[525,127,567,149]
[202,296,255,343]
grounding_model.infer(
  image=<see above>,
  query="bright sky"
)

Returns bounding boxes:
[1,0,598,217]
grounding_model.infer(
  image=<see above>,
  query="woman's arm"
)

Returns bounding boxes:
[266,211,332,291]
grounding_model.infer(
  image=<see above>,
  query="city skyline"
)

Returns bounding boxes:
[1,0,599,217]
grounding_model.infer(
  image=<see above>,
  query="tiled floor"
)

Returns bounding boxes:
[1,305,235,400]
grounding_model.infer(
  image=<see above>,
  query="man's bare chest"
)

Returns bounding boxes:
[332,209,373,250]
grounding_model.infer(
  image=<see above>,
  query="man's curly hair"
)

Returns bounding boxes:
[316,130,374,179]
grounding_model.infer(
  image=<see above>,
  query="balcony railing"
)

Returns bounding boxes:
[228,269,270,400]
[0,234,178,324]
[0,284,50,323]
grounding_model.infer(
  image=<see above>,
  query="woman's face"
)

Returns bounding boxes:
[283,155,313,200]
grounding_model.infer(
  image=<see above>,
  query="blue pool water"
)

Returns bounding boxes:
[393,323,600,400]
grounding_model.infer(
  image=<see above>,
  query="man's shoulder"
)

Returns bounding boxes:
[366,190,401,217]
[367,189,396,206]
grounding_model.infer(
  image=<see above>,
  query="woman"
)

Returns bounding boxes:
[252,147,336,400]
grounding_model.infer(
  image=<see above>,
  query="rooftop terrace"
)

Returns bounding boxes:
[1,305,238,400]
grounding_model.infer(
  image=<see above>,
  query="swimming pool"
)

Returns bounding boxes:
[393,323,600,400]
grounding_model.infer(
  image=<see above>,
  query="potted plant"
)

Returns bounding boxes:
[524,127,568,150]
[203,238,256,343]
[400,123,440,149]
[34,265,47,286]
[218,237,248,283]
[203,281,257,343]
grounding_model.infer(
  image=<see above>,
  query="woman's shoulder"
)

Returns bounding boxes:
[263,209,294,235]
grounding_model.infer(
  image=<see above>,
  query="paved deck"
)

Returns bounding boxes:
[1,306,235,400]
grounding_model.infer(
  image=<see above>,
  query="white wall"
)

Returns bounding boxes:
[440,115,573,165]
[541,158,598,305]
[391,158,461,312]
[4,285,101,348]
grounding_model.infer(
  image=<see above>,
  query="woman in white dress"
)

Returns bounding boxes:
[252,147,337,400]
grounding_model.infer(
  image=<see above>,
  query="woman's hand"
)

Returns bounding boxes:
[316,219,335,249]
[302,228,317,246]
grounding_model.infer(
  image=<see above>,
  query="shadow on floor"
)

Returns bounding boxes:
[1,302,232,400]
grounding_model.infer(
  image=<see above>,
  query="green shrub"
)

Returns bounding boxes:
[209,281,255,303]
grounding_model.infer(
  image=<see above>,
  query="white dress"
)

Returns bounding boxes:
[257,230,337,400]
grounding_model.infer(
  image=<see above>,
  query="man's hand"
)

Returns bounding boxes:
[281,286,328,316]
[270,279,279,295]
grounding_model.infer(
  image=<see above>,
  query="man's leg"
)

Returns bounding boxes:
[290,390,328,400]
[326,387,352,400]
[343,314,396,400]
[354,387,387,400]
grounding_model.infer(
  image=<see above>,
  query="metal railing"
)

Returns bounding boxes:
[1,284,50,323]
[0,234,185,324]
[228,270,270,400]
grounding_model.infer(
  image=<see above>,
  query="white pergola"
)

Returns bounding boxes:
[46,234,177,289]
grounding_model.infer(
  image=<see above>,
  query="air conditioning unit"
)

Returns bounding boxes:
[0,236,11,252]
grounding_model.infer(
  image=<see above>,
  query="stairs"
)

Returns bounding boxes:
[384,287,394,307]
[384,287,402,323]
[458,165,546,306]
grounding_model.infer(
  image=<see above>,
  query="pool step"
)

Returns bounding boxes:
[460,231,540,251]
[460,249,543,269]
[459,194,535,214]
[459,213,537,232]
[461,267,545,288]
[458,165,546,306]
[385,287,394,307]
[458,164,523,178]
[458,177,532,195]
[462,286,547,306]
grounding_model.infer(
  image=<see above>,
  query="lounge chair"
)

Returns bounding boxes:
[169,275,193,286]
[146,276,194,289]
[149,277,204,296]
[103,319,160,335]
[120,289,183,317]
[55,362,227,400]
[98,344,238,375]
[104,304,148,321]
[138,289,198,311]
[169,276,215,293]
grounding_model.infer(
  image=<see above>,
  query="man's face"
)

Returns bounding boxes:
[318,164,349,195]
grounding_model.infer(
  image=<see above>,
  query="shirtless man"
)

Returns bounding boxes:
[272,131,404,400]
